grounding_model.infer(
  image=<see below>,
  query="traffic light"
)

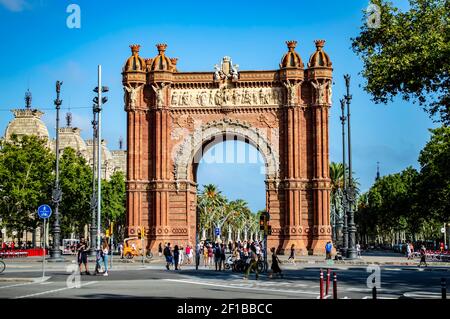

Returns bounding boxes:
[260,214,265,231]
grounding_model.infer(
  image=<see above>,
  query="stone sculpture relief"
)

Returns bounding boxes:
[311,80,329,105]
[151,82,167,107]
[123,84,143,108]
[170,87,283,107]
[283,80,300,105]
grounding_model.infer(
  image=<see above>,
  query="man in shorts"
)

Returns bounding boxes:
[77,237,90,275]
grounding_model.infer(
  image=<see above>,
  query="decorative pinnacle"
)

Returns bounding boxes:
[156,43,168,54]
[170,57,178,65]
[24,89,32,109]
[130,44,141,54]
[286,40,298,51]
[314,40,326,50]
[66,112,72,127]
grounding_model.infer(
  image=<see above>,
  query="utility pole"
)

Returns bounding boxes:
[344,74,357,260]
[340,98,348,255]
[49,81,63,261]
[93,65,108,251]
[89,103,98,256]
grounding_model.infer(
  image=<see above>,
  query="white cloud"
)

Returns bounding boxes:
[0,0,29,12]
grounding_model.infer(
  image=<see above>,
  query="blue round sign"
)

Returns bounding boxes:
[37,204,52,219]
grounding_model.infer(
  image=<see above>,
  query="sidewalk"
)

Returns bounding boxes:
[3,251,450,267]
[277,251,450,267]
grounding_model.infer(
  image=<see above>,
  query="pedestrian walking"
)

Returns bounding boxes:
[214,243,222,271]
[179,246,184,268]
[356,243,361,258]
[325,241,333,260]
[164,243,173,270]
[118,242,124,259]
[419,245,428,267]
[243,247,259,280]
[220,243,226,271]
[406,241,412,259]
[207,244,214,267]
[288,244,295,264]
[186,244,192,264]
[269,247,283,279]
[174,245,180,270]
[102,239,109,276]
[158,242,163,257]
[77,237,90,275]
[195,243,201,270]
[203,244,208,267]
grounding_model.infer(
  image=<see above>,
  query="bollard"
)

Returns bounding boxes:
[442,278,447,299]
[333,272,337,299]
[372,277,377,299]
[320,269,324,299]
[326,268,331,296]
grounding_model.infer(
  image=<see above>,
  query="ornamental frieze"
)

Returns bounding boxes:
[170,87,284,108]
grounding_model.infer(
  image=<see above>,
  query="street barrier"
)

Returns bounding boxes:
[0,249,47,258]
[326,268,331,296]
[319,269,324,299]
[333,272,337,299]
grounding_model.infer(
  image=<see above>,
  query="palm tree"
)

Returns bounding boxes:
[198,184,225,239]
[330,162,361,245]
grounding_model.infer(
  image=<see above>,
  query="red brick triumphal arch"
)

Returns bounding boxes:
[122,40,333,255]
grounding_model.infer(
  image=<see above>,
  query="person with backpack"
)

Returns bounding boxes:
[325,241,333,260]
[163,243,172,270]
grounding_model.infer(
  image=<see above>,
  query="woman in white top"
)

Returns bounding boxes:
[102,239,109,276]
[178,246,184,269]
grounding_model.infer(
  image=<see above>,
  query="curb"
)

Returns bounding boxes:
[0,277,35,283]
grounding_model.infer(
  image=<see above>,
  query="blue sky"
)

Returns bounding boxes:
[0,0,436,212]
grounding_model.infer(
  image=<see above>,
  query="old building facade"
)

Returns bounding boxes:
[123,40,333,254]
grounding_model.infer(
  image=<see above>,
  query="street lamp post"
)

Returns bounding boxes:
[93,65,108,251]
[89,105,98,256]
[344,74,357,260]
[49,81,63,260]
[340,98,348,255]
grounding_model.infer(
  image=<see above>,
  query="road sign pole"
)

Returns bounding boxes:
[444,223,447,250]
[42,218,46,280]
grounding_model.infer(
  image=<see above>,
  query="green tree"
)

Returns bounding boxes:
[416,127,450,223]
[59,147,93,237]
[0,135,54,240]
[352,0,450,123]
[101,171,126,240]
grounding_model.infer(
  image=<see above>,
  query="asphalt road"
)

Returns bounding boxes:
[0,258,448,299]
